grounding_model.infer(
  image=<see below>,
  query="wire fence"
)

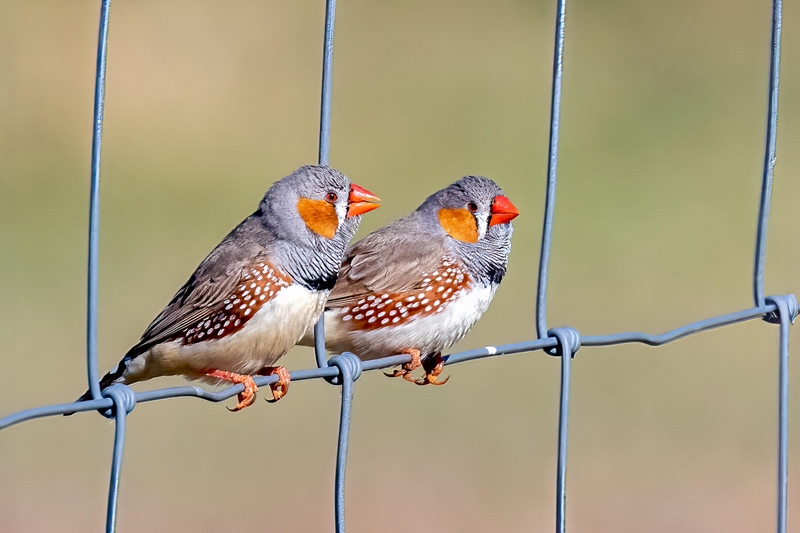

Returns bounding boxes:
[0,1,794,532]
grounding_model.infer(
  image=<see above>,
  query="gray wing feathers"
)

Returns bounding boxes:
[130,216,272,355]
[328,218,444,306]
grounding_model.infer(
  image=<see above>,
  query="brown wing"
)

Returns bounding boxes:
[327,220,446,309]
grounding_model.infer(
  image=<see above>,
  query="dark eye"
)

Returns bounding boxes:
[467,202,479,213]
[326,192,338,203]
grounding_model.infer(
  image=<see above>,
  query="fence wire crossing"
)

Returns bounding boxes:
[0,1,794,532]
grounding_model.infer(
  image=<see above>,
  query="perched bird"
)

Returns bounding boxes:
[74,165,380,411]
[302,175,518,385]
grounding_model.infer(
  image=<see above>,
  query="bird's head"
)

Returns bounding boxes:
[422,175,519,244]
[260,165,381,246]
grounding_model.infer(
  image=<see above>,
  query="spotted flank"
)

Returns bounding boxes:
[179,262,291,344]
[331,259,470,330]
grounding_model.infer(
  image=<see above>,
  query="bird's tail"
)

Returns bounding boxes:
[64,354,131,416]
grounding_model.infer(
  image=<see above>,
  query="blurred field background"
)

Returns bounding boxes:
[2,0,800,531]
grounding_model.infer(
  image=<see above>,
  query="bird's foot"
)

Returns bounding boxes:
[415,353,450,386]
[205,370,259,411]
[258,366,291,403]
[384,348,422,383]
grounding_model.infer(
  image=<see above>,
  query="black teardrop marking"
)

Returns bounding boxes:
[303,271,338,292]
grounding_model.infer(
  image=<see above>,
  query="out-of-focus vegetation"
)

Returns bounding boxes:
[1,1,799,531]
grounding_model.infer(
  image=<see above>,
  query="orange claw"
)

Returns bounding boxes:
[415,353,450,386]
[205,370,259,411]
[258,366,291,403]
[384,348,422,382]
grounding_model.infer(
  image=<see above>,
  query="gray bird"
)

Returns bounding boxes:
[301,175,518,384]
[75,165,380,411]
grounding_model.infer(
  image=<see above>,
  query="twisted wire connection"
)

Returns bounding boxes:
[0,1,792,533]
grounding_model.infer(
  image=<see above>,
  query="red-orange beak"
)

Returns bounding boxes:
[347,184,381,218]
[489,195,519,226]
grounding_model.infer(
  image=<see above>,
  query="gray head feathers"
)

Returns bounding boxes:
[260,165,363,291]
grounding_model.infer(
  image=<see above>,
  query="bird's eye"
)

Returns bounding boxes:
[326,192,338,203]
[467,202,479,213]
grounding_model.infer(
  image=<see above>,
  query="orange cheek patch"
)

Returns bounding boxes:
[297,198,339,239]
[438,208,479,243]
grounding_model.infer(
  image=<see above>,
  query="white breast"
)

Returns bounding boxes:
[324,284,497,360]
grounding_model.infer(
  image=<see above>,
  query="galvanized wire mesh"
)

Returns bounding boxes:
[0,1,794,533]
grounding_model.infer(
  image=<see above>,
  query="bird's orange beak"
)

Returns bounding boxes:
[489,195,519,226]
[347,184,381,218]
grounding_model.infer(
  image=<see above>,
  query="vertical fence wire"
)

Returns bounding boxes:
[103,386,135,533]
[311,3,355,529]
[537,1,571,530]
[86,0,113,402]
[753,0,783,308]
[328,354,362,533]
[549,328,579,533]
[766,294,795,533]
[536,0,567,340]
[314,0,339,370]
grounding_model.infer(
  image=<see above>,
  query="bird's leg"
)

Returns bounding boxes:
[415,352,450,386]
[257,366,291,403]
[205,370,259,411]
[384,348,422,383]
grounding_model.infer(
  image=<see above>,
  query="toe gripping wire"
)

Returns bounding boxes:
[765,295,798,533]
[547,328,581,533]
[100,384,136,533]
[326,353,363,533]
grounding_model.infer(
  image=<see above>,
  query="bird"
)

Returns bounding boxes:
[73,165,381,412]
[301,175,518,385]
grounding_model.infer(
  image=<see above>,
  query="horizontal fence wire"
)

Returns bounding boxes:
[0,1,794,533]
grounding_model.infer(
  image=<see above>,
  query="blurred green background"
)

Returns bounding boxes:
[2,0,800,531]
